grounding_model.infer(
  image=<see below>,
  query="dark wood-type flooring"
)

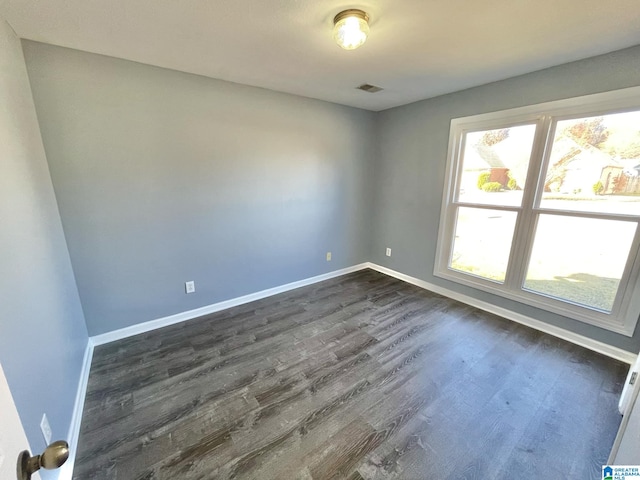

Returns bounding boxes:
[74,269,627,479]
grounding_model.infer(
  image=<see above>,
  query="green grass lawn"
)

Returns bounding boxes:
[523,273,619,312]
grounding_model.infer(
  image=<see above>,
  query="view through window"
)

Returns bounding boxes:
[437,92,640,335]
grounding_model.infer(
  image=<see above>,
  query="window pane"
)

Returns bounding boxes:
[540,111,640,215]
[524,215,637,312]
[457,125,537,207]
[450,207,518,282]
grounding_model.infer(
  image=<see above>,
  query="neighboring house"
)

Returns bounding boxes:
[545,137,635,195]
[471,132,640,196]
[460,127,534,191]
[600,164,640,195]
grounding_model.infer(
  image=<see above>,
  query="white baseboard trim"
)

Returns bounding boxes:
[366,262,637,365]
[58,339,94,480]
[91,263,370,346]
[89,260,636,361]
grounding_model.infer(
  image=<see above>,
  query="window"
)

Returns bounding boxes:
[435,87,640,336]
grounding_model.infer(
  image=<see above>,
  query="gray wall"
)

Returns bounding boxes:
[18,38,640,352]
[22,42,376,336]
[0,18,88,457]
[371,45,640,353]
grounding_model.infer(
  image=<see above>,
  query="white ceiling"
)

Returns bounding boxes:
[1,0,639,111]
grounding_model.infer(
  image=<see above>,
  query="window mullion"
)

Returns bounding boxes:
[503,115,553,292]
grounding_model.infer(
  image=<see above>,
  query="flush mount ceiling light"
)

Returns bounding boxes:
[333,9,370,50]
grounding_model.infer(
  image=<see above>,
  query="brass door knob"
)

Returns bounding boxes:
[17,440,69,480]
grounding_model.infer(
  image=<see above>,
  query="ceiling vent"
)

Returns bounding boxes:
[356,84,383,93]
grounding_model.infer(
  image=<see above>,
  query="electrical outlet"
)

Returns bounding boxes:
[40,413,52,445]
[326,252,332,261]
[185,281,195,294]
[386,247,392,257]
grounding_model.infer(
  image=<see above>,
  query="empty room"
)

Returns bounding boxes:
[2,1,640,479]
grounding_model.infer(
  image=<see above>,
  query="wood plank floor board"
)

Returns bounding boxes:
[73,269,626,479]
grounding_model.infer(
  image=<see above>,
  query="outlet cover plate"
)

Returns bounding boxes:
[386,248,392,257]
[185,281,195,294]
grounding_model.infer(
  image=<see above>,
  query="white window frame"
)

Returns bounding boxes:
[435,86,640,336]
